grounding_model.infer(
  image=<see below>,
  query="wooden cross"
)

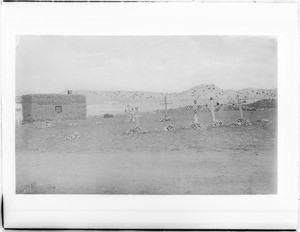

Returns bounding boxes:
[236,95,245,119]
[160,95,172,118]
[125,104,134,123]
[209,97,216,122]
[192,99,199,123]
[132,107,142,126]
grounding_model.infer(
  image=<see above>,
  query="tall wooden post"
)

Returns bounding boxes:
[210,98,216,122]
[193,99,199,123]
[133,107,141,127]
[160,95,172,121]
[126,105,134,122]
[164,96,168,116]
[194,113,198,124]
[237,95,244,119]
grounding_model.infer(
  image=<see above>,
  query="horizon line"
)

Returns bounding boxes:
[16,84,278,96]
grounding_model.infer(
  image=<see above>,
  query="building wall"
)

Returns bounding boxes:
[22,94,87,122]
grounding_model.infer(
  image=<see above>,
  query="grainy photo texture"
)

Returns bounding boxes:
[16,36,277,194]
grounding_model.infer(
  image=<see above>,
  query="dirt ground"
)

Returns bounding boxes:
[16,110,277,194]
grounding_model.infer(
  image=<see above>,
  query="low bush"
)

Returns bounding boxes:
[103,113,114,118]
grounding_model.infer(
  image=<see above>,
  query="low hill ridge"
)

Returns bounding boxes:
[61,85,277,107]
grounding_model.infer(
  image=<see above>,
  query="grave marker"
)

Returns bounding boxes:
[160,95,172,121]
[209,97,216,122]
[237,95,244,119]
[125,104,135,123]
[193,99,199,123]
[133,107,142,127]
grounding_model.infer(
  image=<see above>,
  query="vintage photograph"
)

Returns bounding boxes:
[16,35,277,194]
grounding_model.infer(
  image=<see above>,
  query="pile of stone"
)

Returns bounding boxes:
[207,120,224,127]
[186,123,207,130]
[65,131,80,140]
[40,122,52,128]
[163,123,175,132]
[231,118,252,126]
[127,126,143,134]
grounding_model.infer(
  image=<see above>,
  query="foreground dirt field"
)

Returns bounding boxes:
[16,110,277,194]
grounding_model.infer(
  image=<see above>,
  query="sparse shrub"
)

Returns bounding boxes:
[103,113,114,118]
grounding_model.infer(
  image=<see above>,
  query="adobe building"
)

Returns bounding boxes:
[22,94,87,123]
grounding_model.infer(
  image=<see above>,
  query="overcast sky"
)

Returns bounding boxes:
[16,36,277,95]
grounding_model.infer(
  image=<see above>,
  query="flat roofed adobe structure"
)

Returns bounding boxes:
[22,94,87,123]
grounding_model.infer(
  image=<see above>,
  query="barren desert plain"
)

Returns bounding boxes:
[16,108,277,194]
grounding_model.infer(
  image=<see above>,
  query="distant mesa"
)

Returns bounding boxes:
[16,85,277,114]
[57,84,276,106]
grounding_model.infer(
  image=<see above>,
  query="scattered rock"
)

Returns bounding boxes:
[231,118,252,126]
[93,121,102,125]
[40,122,52,128]
[65,131,80,140]
[207,120,224,127]
[127,126,143,134]
[186,123,207,130]
[163,123,175,132]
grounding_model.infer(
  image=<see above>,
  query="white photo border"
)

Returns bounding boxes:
[1,2,299,229]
